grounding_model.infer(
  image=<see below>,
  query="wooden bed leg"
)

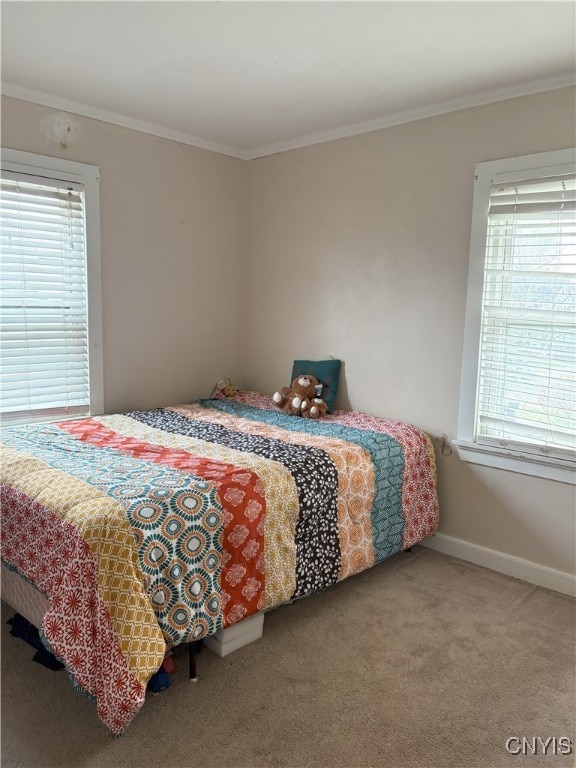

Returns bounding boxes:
[188,640,202,682]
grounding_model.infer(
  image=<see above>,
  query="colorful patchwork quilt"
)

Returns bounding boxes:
[0,389,439,734]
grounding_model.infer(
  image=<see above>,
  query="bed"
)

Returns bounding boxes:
[0,382,439,734]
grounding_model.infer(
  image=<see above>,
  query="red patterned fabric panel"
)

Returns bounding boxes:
[1,485,145,735]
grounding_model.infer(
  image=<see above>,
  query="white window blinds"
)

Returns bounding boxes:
[477,171,576,459]
[0,171,91,424]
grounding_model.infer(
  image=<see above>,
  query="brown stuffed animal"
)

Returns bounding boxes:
[272,375,328,419]
[303,397,328,419]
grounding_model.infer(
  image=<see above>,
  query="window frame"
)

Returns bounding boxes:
[0,148,104,424]
[456,147,576,485]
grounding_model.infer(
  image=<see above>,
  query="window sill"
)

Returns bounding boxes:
[453,439,576,485]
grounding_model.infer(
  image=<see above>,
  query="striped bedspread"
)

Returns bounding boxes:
[0,394,438,734]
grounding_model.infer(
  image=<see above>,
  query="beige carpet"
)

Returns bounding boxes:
[1,546,574,768]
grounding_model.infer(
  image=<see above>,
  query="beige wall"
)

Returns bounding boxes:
[244,87,576,577]
[2,89,575,578]
[1,96,246,414]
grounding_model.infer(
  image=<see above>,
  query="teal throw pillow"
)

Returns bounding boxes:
[291,359,341,413]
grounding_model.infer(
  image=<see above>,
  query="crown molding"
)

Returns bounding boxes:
[3,73,575,162]
[1,84,250,160]
[244,73,576,159]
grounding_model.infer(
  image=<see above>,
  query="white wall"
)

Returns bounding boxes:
[1,96,246,414]
[244,87,576,580]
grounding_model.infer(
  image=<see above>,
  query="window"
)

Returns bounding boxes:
[456,148,575,484]
[0,149,103,425]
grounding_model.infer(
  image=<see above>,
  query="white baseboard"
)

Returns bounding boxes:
[423,533,576,597]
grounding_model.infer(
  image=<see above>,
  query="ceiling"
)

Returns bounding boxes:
[2,1,575,160]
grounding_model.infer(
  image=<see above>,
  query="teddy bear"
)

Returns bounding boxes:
[272,375,328,419]
[303,396,328,419]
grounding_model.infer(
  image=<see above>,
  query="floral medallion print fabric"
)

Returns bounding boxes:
[0,443,165,736]
[100,411,296,610]
[129,408,341,600]
[328,411,439,548]
[59,417,265,631]
[0,396,439,735]
[199,399,407,564]
[171,404,377,582]
[208,388,439,550]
